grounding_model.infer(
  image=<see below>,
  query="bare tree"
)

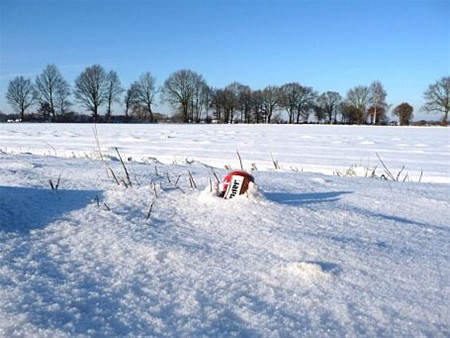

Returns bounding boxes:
[161,69,208,122]
[279,83,303,124]
[260,85,279,123]
[133,72,158,122]
[55,79,71,117]
[422,76,450,126]
[37,102,53,121]
[210,85,247,123]
[6,76,36,120]
[369,80,388,124]
[105,70,124,121]
[74,64,107,121]
[295,86,317,123]
[340,101,358,124]
[345,85,370,124]
[210,88,225,122]
[35,64,69,121]
[367,105,389,125]
[124,82,139,118]
[220,82,240,123]
[201,85,214,122]
[222,89,237,123]
[218,82,252,123]
[251,90,266,123]
[317,91,342,124]
[236,85,252,123]
[393,102,414,126]
[313,105,326,123]
[190,81,210,122]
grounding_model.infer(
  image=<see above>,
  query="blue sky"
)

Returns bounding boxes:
[0,0,449,119]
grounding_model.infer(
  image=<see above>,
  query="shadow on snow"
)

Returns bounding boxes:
[264,191,353,206]
[0,186,101,233]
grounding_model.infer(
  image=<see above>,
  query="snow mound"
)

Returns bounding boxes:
[280,262,333,282]
[198,181,263,204]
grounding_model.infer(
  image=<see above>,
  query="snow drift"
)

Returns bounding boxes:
[0,124,449,337]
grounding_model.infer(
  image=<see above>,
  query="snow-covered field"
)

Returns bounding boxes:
[0,123,449,337]
[1,124,449,184]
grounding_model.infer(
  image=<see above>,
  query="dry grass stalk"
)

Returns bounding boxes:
[176,186,186,194]
[212,171,220,184]
[271,153,281,170]
[120,178,130,189]
[49,174,61,191]
[115,147,133,187]
[395,165,405,181]
[376,153,418,182]
[146,200,155,220]
[45,142,57,157]
[236,150,244,171]
[55,174,61,190]
[92,124,104,161]
[109,167,120,186]
[188,170,197,188]
[92,124,114,180]
[150,180,158,198]
[376,153,397,181]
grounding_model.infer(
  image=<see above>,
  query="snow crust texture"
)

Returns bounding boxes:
[0,124,449,337]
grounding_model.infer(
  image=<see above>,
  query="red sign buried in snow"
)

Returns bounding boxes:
[218,171,254,199]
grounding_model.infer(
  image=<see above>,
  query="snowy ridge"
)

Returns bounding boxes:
[0,124,449,336]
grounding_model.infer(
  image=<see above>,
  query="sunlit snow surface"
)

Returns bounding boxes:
[1,123,449,183]
[0,124,449,337]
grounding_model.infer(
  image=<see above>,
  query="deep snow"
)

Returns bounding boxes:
[0,124,449,337]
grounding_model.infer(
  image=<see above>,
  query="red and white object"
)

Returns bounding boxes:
[218,171,254,199]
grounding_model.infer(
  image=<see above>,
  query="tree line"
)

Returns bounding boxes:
[4,64,450,126]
